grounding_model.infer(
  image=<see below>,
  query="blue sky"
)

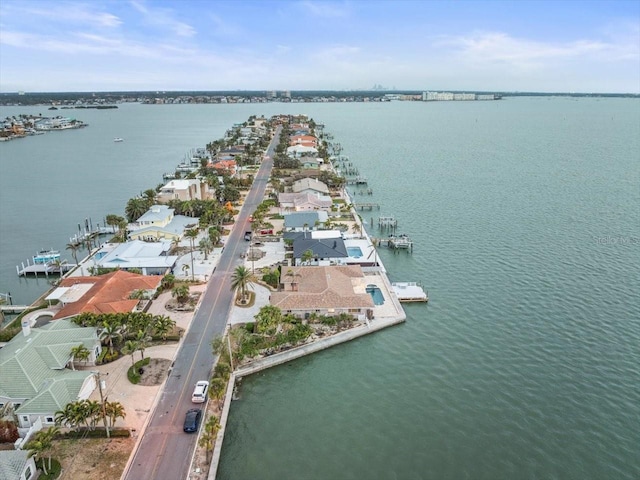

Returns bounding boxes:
[0,0,638,93]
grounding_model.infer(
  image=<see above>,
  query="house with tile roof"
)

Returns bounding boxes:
[0,450,37,480]
[0,319,100,429]
[48,270,162,320]
[209,159,237,176]
[271,265,374,320]
[289,135,318,148]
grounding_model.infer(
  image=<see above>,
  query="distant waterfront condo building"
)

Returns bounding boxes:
[422,91,497,101]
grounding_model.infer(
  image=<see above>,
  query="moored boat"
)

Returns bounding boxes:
[33,249,61,264]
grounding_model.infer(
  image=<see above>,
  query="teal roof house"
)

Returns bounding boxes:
[0,319,100,429]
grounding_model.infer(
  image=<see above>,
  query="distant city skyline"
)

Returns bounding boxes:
[0,0,638,94]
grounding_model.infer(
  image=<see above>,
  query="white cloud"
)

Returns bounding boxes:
[19,4,122,28]
[298,0,351,18]
[130,0,196,37]
[436,31,639,71]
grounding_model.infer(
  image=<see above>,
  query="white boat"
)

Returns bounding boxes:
[113,137,124,142]
[33,249,61,264]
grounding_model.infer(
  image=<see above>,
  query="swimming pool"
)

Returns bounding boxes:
[347,246,363,258]
[366,284,385,305]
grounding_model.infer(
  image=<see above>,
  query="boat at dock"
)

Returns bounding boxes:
[391,282,428,302]
[32,249,61,264]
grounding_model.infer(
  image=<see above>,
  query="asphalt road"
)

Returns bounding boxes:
[123,127,280,480]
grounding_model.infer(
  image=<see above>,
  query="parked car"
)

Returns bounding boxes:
[192,380,209,403]
[244,231,252,241]
[183,408,202,433]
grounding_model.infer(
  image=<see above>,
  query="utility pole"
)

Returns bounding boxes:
[95,372,110,438]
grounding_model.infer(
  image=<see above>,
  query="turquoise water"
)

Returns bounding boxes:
[366,284,385,305]
[1,99,639,479]
[347,246,364,257]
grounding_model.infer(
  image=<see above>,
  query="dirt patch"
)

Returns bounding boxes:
[137,358,172,386]
[50,436,135,480]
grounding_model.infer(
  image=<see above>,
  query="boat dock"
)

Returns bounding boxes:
[392,282,428,302]
[375,234,414,252]
[16,260,76,277]
[0,304,30,314]
[354,202,380,210]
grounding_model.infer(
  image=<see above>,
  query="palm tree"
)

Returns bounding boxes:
[125,197,148,223]
[231,265,255,304]
[100,320,122,355]
[66,242,80,264]
[83,400,102,430]
[161,273,176,291]
[198,416,221,464]
[69,344,90,370]
[142,189,157,205]
[152,315,176,340]
[209,377,227,408]
[134,330,152,361]
[27,434,51,475]
[184,228,199,281]
[181,263,190,279]
[208,226,221,246]
[199,237,213,260]
[301,249,314,265]
[104,401,126,428]
[122,340,140,367]
[172,284,190,305]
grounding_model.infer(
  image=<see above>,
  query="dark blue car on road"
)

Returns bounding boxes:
[183,408,202,433]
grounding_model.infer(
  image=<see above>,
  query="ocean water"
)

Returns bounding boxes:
[1,99,639,479]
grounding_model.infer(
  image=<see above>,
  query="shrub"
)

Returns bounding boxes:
[127,357,150,384]
[0,419,19,443]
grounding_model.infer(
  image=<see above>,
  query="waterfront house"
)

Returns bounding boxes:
[289,135,318,148]
[92,241,177,276]
[0,319,100,429]
[0,450,38,480]
[292,178,330,196]
[299,156,323,169]
[283,211,329,232]
[285,231,348,266]
[270,265,374,320]
[133,205,174,228]
[48,270,162,320]
[128,215,196,242]
[156,179,215,203]
[287,145,318,158]
[278,192,333,212]
[209,159,238,176]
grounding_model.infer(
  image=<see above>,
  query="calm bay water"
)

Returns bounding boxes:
[1,99,639,479]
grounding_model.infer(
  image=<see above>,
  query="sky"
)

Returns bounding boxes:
[0,0,638,94]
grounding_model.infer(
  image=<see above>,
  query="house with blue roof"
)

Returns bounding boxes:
[283,211,329,232]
